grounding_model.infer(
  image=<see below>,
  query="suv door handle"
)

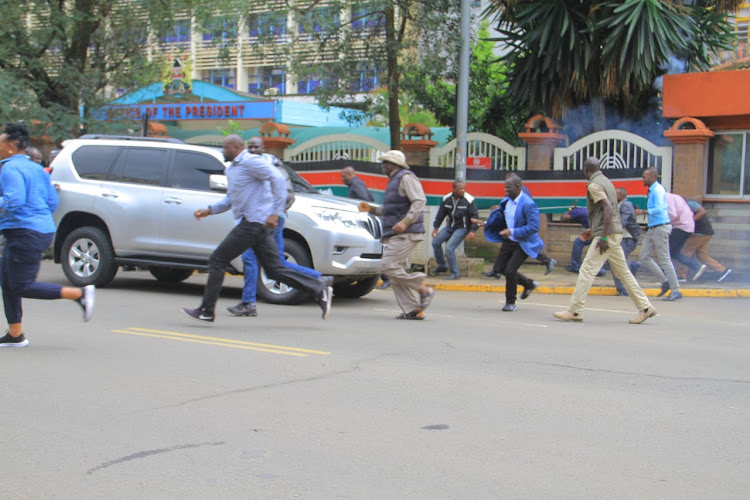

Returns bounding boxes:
[164,197,182,204]
[101,191,119,198]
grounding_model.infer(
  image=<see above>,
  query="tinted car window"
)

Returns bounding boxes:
[108,148,168,186]
[168,151,225,191]
[71,145,119,180]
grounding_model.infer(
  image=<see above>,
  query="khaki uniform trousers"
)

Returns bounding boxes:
[568,234,652,314]
[380,234,426,313]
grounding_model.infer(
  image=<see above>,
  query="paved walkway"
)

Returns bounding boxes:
[421,265,750,298]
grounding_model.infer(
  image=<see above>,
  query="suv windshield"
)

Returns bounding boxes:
[283,164,319,194]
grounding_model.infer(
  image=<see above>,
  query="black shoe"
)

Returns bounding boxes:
[445,273,460,280]
[663,290,683,301]
[545,258,556,276]
[520,281,538,300]
[565,265,579,274]
[596,269,607,277]
[429,266,448,275]
[656,282,670,297]
[317,286,333,319]
[482,271,501,278]
[183,307,215,323]
[616,290,629,297]
[502,303,516,312]
[227,302,257,317]
[0,331,29,347]
[78,285,95,322]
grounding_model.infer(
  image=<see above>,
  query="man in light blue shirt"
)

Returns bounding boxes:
[183,135,332,322]
[637,167,681,300]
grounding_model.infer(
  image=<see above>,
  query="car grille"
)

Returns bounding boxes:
[361,213,382,239]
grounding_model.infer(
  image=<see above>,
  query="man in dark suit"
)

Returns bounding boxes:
[478,174,543,311]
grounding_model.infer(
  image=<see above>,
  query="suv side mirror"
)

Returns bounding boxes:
[209,174,227,192]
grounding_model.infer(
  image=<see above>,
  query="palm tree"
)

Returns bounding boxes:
[486,0,741,135]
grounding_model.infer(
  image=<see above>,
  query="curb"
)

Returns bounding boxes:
[424,282,750,298]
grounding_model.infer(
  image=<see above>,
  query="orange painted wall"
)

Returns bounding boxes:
[663,70,750,123]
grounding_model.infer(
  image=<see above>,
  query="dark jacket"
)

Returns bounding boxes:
[381,168,424,239]
[347,176,374,202]
[619,199,641,243]
[433,192,479,233]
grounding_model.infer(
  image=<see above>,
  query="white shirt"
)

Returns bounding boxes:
[504,192,524,242]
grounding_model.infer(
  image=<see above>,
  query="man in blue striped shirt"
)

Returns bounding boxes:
[183,135,332,322]
[636,167,681,301]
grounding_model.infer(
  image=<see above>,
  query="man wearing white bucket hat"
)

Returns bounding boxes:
[359,150,435,320]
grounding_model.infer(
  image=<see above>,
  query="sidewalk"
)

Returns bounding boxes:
[422,265,750,298]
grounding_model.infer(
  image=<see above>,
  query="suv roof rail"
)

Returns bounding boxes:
[78,134,185,144]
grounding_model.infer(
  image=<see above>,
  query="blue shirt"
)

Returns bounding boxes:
[566,207,590,229]
[504,192,524,242]
[210,150,286,224]
[646,181,669,227]
[0,154,58,233]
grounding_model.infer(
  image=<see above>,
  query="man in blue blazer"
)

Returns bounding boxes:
[480,174,543,311]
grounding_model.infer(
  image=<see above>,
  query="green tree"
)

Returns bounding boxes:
[403,22,528,144]
[254,0,461,149]
[0,0,235,141]
[486,0,740,136]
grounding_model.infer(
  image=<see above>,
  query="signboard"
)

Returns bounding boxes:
[99,101,275,121]
[467,156,491,170]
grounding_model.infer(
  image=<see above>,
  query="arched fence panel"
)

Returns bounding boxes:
[283,134,390,163]
[552,130,673,189]
[429,132,526,170]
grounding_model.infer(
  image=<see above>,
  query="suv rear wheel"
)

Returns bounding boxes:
[61,226,118,287]
[256,239,312,305]
[333,276,379,299]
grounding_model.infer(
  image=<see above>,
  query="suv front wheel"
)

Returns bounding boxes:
[61,226,118,287]
[256,239,312,305]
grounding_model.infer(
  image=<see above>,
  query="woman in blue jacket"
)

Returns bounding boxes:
[0,123,95,347]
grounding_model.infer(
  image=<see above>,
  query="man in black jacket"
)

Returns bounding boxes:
[430,180,479,280]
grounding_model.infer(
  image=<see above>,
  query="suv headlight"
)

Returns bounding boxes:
[312,207,362,229]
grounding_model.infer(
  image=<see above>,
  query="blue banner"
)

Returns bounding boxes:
[99,101,275,121]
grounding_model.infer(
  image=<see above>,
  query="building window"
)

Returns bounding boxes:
[707,132,750,197]
[202,17,237,43]
[349,67,380,92]
[297,78,320,94]
[249,68,285,95]
[350,7,385,34]
[160,19,192,44]
[297,7,339,35]
[248,11,287,38]
[207,68,236,89]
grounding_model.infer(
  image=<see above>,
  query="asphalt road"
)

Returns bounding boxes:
[2,262,749,498]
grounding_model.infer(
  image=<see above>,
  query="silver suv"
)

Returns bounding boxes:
[49,136,383,304]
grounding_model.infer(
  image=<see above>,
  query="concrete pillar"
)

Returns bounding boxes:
[517,115,567,243]
[400,123,438,167]
[663,117,714,199]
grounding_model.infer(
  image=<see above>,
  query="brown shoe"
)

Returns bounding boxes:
[553,310,583,322]
[629,306,657,324]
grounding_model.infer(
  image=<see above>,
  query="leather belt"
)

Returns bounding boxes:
[649,223,669,228]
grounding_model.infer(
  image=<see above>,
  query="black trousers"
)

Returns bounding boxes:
[200,219,324,313]
[492,240,534,304]
[669,228,700,272]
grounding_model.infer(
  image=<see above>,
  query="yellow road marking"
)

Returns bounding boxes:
[112,328,330,356]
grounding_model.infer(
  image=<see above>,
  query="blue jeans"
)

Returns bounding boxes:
[431,227,468,275]
[1,229,62,324]
[570,236,591,270]
[241,217,321,303]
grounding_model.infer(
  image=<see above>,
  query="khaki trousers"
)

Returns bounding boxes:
[568,234,652,314]
[675,234,725,279]
[380,234,426,313]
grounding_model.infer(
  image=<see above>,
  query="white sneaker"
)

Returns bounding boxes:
[79,285,95,322]
[692,264,707,281]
